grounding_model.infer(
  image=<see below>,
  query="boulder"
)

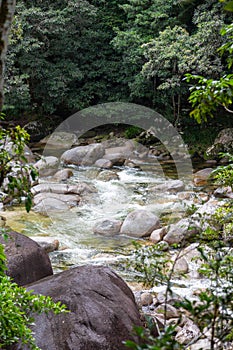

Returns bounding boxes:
[206,128,233,157]
[40,131,78,149]
[97,170,119,181]
[214,186,233,199]
[34,156,59,177]
[93,219,122,236]
[61,143,105,166]
[33,192,80,206]
[0,231,53,286]
[14,265,142,350]
[193,168,213,186]
[33,198,74,215]
[94,158,113,169]
[149,180,185,193]
[163,219,199,245]
[31,183,96,196]
[120,210,160,238]
[175,318,200,345]
[150,227,167,243]
[52,169,74,181]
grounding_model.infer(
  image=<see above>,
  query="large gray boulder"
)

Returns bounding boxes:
[93,219,122,236]
[61,143,105,166]
[0,231,53,286]
[120,210,160,238]
[206,128,233,157]
[34,156,59,177]
[13,265,142,350]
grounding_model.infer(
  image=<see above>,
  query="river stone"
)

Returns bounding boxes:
[175,318,200,345]
[149,180,185,193]
[33,198,74,215]
[12,265,142,350]
[120,210,160,238]
[52,168,74,181]
[0,231,53,286]
[150,227,167,243]
[34,156,59,177]
[93,219,122,236]
[31,183,96,196]
[97,170,119,181]
[94,158,113,169]
[214,186,233,199]
[172,256,189,274]
[33,192,80,206]
[163,218,199,245]
[193,168,213,186]
[140,292,153,306]
[154,304,179,319]
[61,143,105,166]
[206,128,233,157]
[40,131,78,149]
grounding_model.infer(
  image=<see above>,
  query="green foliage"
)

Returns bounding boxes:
[127,242,170,288]
[124,125,143,139]
[0,272,68,349]
[124,325,182,350]
[0,118,37,212]
[211,153,233,189]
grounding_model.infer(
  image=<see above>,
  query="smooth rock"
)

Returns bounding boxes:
[33,197,77,215]
[34,156,59,177]
[0,231,53,286]
[163,219,199,245]
[61,143,104,166]
[93,219,122,236]
[120,210,160,238]
[40,131,78,149]
[97,170,119,181]
[149,180,185,193]
[31,183,96,196]
[33,192,80,206]
[13,265,142,350]
[154,304,179,319]
[172,256,189,274]
[150,227,167,243]
[140,292,153,306]
[193,168,213,186]
[52,169,74,181]
[94,158,113,169]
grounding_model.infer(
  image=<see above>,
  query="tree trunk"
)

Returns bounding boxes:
[0,0,16,111]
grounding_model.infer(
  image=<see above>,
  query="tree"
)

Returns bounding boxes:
[0,0,16,110]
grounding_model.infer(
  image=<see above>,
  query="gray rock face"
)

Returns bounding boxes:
[149,180,185,193]
[61,143,105,166]
[34,156,59,177]
[120,210,160,238]
[0,231,53,286]
[193,168,213,186]
[14,265,142,350]
[93,219,122,236]
[206,128,233,157]
[163,219,198,245]
[40,131,78,149]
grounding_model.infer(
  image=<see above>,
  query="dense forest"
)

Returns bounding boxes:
[3,0,233,135]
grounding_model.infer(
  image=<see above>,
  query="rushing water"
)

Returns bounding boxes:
[3,161,210,296]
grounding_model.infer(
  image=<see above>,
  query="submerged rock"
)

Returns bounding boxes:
[93,219,122,236]
[14,265,142,350]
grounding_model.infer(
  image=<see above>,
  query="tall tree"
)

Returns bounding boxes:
[0,0,16,110]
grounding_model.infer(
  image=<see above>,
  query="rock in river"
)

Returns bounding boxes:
[120,209,160,238]
[11,265,142,350]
